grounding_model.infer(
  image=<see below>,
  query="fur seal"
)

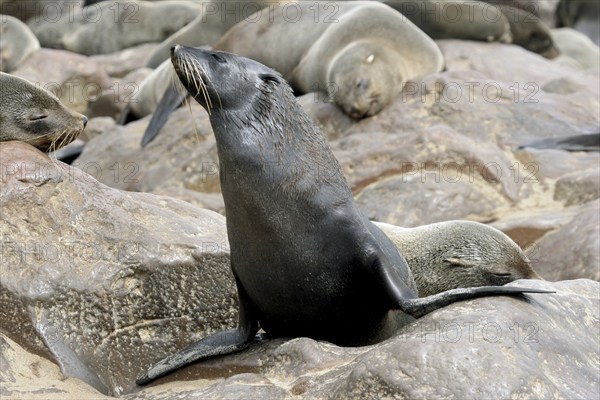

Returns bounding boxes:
[497,5,559,58]
[556,0,600,45]
[375,221,542,297]
[0,14,40,72]
[0,72,87,152]
[214,1,443,120]
[145,0,293,68]
[383,0,513,43]
[135,46,551,385]
[28,0,201,55]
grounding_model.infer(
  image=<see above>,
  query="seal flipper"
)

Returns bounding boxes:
[372,253,553,319]
[399,286,554,319]
[136,276,259,385]
[140,85,187,148]
[519,133,600,152]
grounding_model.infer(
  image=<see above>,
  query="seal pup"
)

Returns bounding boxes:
[0,14,40,72]
[376,221,542,297]
[136,46,551,384]
[497,5,559,58]
[214,1,444,119]
[139,1,444,146]
[0,72,87,152]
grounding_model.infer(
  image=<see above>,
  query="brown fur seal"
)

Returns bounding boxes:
[135,46,551,384]
[145,0,294,68]
[498,5,559,58]
[383,0,513,43]
[0,14,40,72]
[376,221,542,297]
[214,1,444,120]
[28,0,200,55]
[0,72,87,152]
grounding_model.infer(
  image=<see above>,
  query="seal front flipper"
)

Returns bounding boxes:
[136,276,259,385]
[398,286,554,319]
[140,85,187,148]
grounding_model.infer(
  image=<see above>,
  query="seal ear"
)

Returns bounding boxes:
[258,73,280,84]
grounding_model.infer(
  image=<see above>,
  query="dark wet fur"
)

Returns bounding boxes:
[136,47,553,385]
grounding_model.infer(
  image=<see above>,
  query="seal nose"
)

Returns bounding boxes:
[82,116,88,127]
[171,45,182,57]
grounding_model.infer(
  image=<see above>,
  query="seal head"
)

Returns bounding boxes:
[0,72,87,152]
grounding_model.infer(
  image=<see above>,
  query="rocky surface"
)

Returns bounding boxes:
[3,275,598,399]
[1,1,598,398]
[0,142,235,396]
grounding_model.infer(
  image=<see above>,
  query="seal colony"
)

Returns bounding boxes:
[138,0,444,146]
[0,72,87,152]
[136,46,551,385]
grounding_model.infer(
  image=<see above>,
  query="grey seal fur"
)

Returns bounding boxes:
[0,14,40,72]
[136,46,551,385]
[376,221,542,297]
[214,1,444,119]
[0,72,87,152]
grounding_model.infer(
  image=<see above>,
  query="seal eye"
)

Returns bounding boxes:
[211,53,226,63]
[259,73,279,85]
[28,114,48,121]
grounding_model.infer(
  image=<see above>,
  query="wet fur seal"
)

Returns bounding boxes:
[214,1,444,120]
[0,72,87,152]
[0,14,40,72]
[135,46,551,384]
[376,221,542,297]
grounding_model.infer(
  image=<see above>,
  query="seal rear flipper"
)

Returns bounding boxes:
[140,85,187,148]
[136,276,259,385]
[398,286,554,319]
[519,133,600,152]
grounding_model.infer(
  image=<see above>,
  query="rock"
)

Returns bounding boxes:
[8,279,596,399]
[516,147,600,180]
[75,103,223,206]
[554,167,600,206]
[531,200,600,281]
[491,207,580,249]
[0,141,236,396]
[12,48,111,114]
[0,333,110,400]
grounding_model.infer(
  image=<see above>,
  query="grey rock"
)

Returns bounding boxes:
[0,141,235,396]
[531,200,600,281]
[4,279,598,399]
[0,333,110,400]
[554,167,600,206]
